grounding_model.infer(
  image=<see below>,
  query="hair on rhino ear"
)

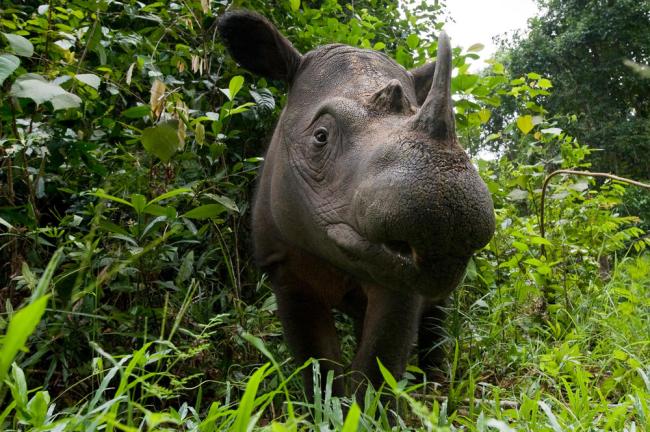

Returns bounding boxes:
[218,10,302,83]
[410,62,436,106]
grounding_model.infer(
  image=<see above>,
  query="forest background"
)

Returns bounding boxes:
[0,0,648,430]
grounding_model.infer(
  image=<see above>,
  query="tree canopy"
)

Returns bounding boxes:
[502,0,650,179]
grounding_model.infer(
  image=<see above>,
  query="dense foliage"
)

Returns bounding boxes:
[498,0,650,180]
[0,0,648,430]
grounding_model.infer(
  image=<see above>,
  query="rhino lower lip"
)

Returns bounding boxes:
[327,223,459,272]
[327,223,416,269]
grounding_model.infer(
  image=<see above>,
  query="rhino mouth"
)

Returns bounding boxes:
[326,223,469,298]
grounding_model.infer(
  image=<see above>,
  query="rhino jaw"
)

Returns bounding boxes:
[326,222,472,300]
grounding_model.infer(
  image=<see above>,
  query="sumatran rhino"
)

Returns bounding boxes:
[218,11,495,398]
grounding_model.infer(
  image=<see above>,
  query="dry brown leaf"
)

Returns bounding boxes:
[150,79,166,119]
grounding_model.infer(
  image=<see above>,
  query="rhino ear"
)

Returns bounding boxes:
[410,62,436,106]
[218,10,302,83]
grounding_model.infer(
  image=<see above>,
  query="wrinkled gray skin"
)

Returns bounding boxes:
[219,10,495,400]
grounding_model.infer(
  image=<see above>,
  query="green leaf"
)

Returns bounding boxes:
[406,33,420,50]
[0,295,50,383]
[538,78,553,89]
[74,73,101,89]
[289,0,300,12]
[492,62,505,75]
[32,248,63,302]
[2,33,34,57]
[341,403,361,432]
[204,193,239,212]
[453,73,479,91]
[49,93,83,110]
[0,54,20,86]
[241,332,277,366]
[182,204,226,220]
[467,43,484,52]
[516,115,534,134]
[26,391,50,427]
[227,75,244,101]
[377,358,398,390]
[227,102,255,116]
[143,204,176,218]
[147,187,192,206]
[249,88,275,111]
[10,75,81,110]
[130,194,147,214]
[91,189,133,207]
[478,109,491,124]
[507,188,529,201]
[141,121,181,162]
[122,104,151,118]
[232,363,269,432]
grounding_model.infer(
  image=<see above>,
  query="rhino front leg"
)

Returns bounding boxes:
[350,287,423,398]
[274,287,344,400]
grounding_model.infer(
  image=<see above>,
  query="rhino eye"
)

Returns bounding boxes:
[313,127,328,145]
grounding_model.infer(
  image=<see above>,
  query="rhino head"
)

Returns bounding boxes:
[220,11,494,299]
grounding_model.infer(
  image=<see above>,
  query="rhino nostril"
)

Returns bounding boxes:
[384,240,411,256]
[383,240,423,265]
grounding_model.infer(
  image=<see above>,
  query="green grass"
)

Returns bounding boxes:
[1,251,648,431]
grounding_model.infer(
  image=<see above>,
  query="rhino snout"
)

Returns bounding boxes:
[350,160,495,292]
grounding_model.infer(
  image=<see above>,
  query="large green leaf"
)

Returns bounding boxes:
[0,54,20,86]
[0,295,49,383]
[2,33,34,57]
[10,74,81,110]
[74,73,101,89]
[406,33,420,49]
[141,121,181,162]
[452,73,479,92]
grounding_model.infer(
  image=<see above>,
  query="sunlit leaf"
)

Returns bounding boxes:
[0,54,20,86]
[507,188,529,201]
[516,115,534,134]
[75,73,101,89]
[10,75,81,110]
[0,296,50,382]
[406,33,419,49]
[453,73,479,91]
[341,403,361,432]
[2,33,34,57]
[227,75,244,101]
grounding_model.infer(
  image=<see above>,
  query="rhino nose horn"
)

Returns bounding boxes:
[409,31,455,141]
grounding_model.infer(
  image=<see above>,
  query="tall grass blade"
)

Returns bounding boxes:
[231,363,269,432]
[0,295,50,383]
